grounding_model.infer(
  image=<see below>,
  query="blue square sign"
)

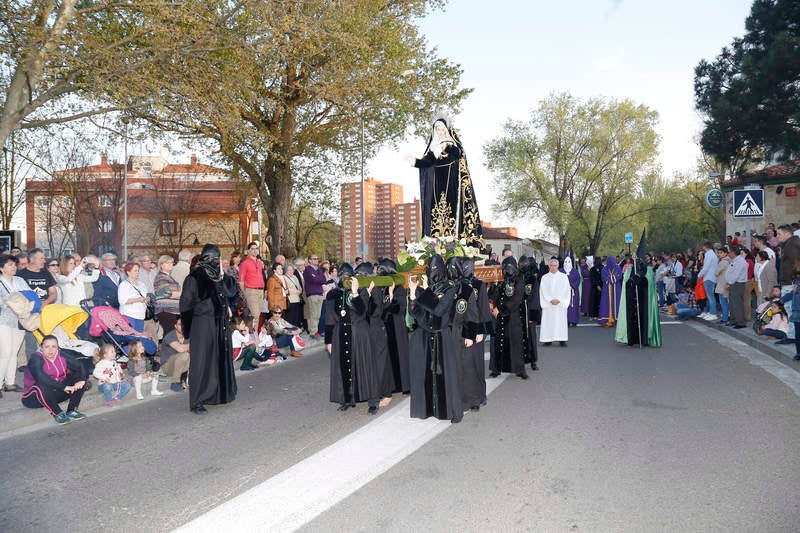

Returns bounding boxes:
[732,189,764,219]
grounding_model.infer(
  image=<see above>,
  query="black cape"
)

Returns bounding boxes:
[180,268,237,409]
[523,272,541,367]
[625,268,650,346]
[588,265,603,318]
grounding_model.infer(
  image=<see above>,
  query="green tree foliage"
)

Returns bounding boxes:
[695,0,800,170]
[0,1,210,151]
[130,0,469,257]
[484,92,659,255]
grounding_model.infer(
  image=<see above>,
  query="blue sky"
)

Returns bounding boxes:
[369,0,755,239]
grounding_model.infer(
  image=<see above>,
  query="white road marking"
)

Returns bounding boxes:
[176,375,509,533]
[689,322,800,397]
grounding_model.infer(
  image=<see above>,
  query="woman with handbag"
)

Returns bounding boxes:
[0,253,32,394]
[118,262,151,333]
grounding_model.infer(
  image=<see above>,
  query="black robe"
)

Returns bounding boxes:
[381,285,410,393]
[180,269,237,409]
[625,269,650,347]
[489,276,527,374]
[467,276,492,405]
[452,279,483,410]
[523,272,541,367]
[408,283,462,421]
[364,288,396,398]
[588,265,603,318]
[325,287,389,405]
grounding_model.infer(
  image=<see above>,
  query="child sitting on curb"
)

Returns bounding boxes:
[93,344,131,406]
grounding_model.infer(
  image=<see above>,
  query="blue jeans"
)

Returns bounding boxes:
[703,280,717,315]
[124,316,144,333]
[657,281,665,307]
[98,381,131,401]
[676,303,699,318]
[718,294,729,322]
[762,328,786,340]
[275,334,294,349]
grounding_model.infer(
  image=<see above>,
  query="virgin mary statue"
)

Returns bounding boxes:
[408,116,484,249]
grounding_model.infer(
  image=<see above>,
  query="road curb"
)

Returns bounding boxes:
[688,314,800,371]
[0,343,326,437]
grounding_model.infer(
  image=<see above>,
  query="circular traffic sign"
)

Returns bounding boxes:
[706,188,723,208]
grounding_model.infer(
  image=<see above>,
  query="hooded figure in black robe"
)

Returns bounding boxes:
[624,258,650,347]
[411,117,484,250]
[459,256,491,407]
[588,256,603,320]
[357,262,395,408]
[447,257,484,411]
[180,244,237,414]
[325,263,392,414]
[489,256,529,379]
[408,254,462,423]
[519,255,540,371]
[377,258,410,394]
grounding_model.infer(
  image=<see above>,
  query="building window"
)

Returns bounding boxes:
[98,220,113,233]
[98,195,113,207]
[160,219,177,236]
[36,197,50,207]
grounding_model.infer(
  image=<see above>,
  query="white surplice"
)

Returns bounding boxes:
[539,271,571,342]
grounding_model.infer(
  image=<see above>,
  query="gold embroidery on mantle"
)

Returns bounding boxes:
[430,190,456,237]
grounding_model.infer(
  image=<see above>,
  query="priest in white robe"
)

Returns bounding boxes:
[539,258,571,346]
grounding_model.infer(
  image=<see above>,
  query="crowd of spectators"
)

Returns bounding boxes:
[0,242,336,423]
[650,221,800,361]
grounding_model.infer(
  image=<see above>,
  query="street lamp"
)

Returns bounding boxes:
[121,119,131,261]
[183,232,202,246]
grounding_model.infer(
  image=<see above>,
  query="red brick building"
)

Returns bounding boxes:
[340,177,421,262]
[26,154,258,258]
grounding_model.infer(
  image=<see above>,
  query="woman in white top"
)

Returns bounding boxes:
[55,255,100,307]
[118,262,150,333]
[0,253,32,392]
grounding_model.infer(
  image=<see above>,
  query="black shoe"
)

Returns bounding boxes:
[733,325,746,329]
[240,365,257,371]
[337,404,350,411]
[776,338,795,345]
[794,355,800,361]
[559,341,567,347]
[543,342,552,346]
[451,416,462,424]
[469,405,480,412]
[516,372,529,380]
[368,405,378,415]
[191,405,207,414]
[489,371,500,378]
[531,363,539,371]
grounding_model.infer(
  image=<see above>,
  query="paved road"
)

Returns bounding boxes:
[2,322,799,532]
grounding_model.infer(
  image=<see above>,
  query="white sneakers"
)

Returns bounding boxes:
[698,312,717,321]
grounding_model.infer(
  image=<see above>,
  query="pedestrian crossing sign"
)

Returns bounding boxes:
[732,189,764,218]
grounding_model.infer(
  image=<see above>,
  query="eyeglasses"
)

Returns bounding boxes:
[272,311,282,315]
[311,257,319,261]
[48,263,59,267]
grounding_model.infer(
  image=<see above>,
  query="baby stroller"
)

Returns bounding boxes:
[753,298,780,335]
[33,303,98,376]
[81,301,159,363]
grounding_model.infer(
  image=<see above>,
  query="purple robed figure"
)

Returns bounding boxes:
[560,257,581,326]
[580,258,591,315]
[598,256,623,327]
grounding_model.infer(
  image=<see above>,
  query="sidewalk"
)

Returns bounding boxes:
[683,312,800,371]
[0,339,326,438]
